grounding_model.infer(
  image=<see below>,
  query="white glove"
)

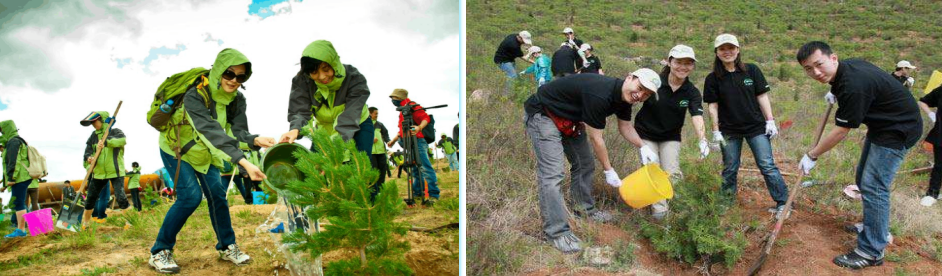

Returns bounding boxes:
[519,70,526,75]
[712,130,726,146]
[799,154,816,175]
[639,145,659,165]
[824,92,837,105]
[604,169,621,188]
[698,139,710,159]
[583,60,591,68]
[929,111,936,124]
[765,120,778,138]
[906,77,915,87]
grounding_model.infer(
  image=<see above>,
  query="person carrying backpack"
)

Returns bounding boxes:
[437,134,458,172]
[147,48,274,274]
[387,88,440,205]
[127,162,142,211]
[1,120,34,238]
[80,111,130,224]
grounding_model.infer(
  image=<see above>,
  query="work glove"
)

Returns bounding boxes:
[519,70,527,75]
[929,111,936,124]
[603,169,621,188]
[712,130,726,147]
[765,120,778,138]
[583,60,591,68]
[799,154,816,175]
[906,77,915,87]
[824,92,837,105]
[639,145,659,165]
[698,139,710,159]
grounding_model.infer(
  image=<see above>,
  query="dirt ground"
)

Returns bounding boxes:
[518,177,942,276]
[0,162,459,276]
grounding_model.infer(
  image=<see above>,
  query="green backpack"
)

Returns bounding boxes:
[146,67,212,132]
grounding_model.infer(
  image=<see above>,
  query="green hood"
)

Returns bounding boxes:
[208,48,252,105]
[92,111,113,132]
[0,120,18,145]
[301,40,346,100]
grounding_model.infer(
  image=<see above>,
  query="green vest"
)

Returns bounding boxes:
[158,94,231,174]
[311,90,370,138]
[128,168,141,189]
[440,139,456,155]
[371,121,385,154]
[1,141,31,184]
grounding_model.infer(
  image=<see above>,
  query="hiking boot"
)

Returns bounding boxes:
[149,249,180,274]
[4,228,27,238]
[218,244,251,265]
[549,233,582,254]
[833,251,883,269]
[768,205,791,220]
[920,196,937,207]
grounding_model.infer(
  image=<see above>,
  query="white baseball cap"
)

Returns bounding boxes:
[897,60,917,69]
[580,43,592,52]
[518,31,533,45]
[668,44,697,61]
[631,68,661,101]
[562,27,574,34]
[713,33,740,48]
[526,46,542,57]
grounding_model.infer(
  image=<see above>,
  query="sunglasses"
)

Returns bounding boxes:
[221,69,248,83]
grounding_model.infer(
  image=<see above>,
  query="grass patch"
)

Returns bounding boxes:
[80,265,116,276]
[0,247,55,271]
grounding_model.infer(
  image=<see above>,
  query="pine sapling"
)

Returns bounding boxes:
[282,128,412,275]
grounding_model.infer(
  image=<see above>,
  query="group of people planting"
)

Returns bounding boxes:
[1,39,452,275]
[502,29,931,270]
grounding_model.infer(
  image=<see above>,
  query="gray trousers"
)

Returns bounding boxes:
[526,113,596,239]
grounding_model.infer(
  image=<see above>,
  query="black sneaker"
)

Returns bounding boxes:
[833,251,883,269]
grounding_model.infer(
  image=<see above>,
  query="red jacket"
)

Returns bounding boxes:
[396,98,430,139]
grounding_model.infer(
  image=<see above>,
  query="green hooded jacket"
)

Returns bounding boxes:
[287,40,370,141]
[438,137,456,155]
[158,48,261,174]
[83,111,127,179]
[1,120,31,185]
[127,167,141,189]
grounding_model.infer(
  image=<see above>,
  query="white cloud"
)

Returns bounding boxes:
[0,0,459,182]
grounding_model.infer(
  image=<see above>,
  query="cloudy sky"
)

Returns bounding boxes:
[0,0,460,182]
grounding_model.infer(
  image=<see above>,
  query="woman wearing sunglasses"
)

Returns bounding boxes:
[280,40,375,160]
[148,48,275,274]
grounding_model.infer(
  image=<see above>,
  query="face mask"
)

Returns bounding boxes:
[392,99,402,106]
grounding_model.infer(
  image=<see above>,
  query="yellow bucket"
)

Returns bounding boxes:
[619,164,674,209]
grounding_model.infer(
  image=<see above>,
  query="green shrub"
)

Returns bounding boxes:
[639,161,747,267]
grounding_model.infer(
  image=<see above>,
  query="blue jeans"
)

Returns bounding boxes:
[152,149,236,254]
[499,62,516,94]
[400,138,440,199]
[720,134,789,206]
[9,180,30,211]
[446,153,458,171]
[92,181,110,219]
[222,174,252,204]
[854,139,908,259]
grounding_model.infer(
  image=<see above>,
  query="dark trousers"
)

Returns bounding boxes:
[370,154,389,201]
[85,177,128,212]
[927,142,942,198]
[130,188,142,211]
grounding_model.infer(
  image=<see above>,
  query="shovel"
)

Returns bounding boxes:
[747,103,832,275]
[56,101,122,232]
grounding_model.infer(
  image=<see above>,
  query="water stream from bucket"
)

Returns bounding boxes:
[256,200,323,276]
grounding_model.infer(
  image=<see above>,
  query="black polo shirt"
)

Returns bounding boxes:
[551,46,577,76]
[524,74,632,129]
[919,86,942,145]
[581,56,602,74]
[635,76,704,142]
[493,34,523,64]
[703,63,770,139]
[830,59,922,149]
